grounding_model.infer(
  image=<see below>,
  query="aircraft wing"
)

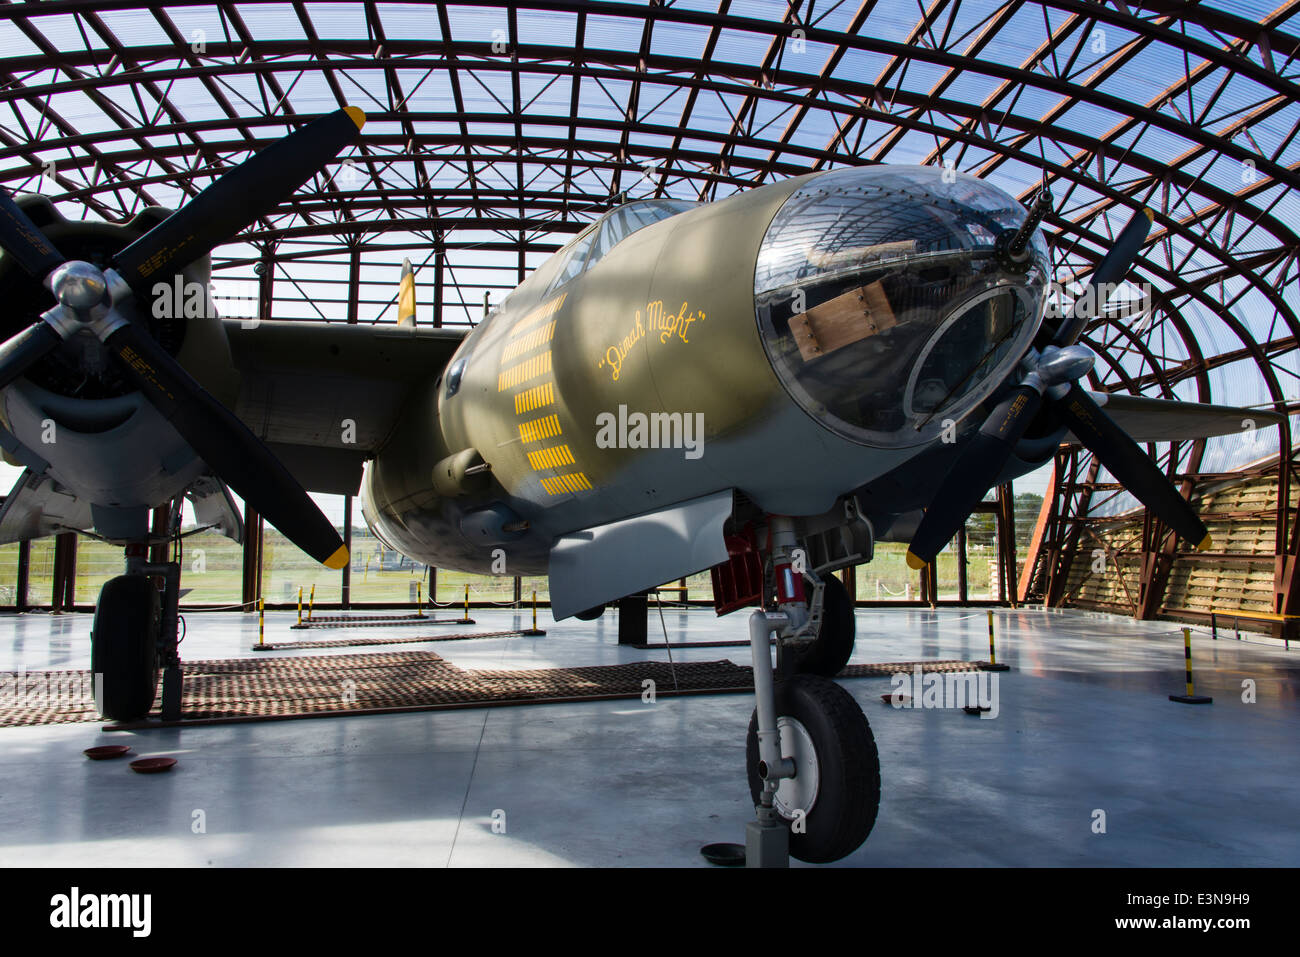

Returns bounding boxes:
[1082,393,1287,444]
[223,319,466,495]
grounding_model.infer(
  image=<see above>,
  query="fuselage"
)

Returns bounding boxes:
[0,166,1053,569]
[362,164,1053,577]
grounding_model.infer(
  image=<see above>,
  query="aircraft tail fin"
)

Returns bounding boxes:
[397,257,416,327]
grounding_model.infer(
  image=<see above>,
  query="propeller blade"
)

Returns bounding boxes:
[0,320,61,390]
[0,191,65,280]
[906,384,1044,569]
[111,106,366,294]
[1053,207,1154,347]
[103,321,348,568]
[1051,384,1211,550]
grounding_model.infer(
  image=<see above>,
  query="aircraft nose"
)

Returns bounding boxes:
[753,164,1050,449]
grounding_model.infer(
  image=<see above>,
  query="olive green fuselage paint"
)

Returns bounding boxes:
[361,172,931,577]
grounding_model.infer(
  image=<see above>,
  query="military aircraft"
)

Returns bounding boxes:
[0,106,1264,864]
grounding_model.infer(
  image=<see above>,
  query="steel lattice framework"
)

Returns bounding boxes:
[1,0,1300,625]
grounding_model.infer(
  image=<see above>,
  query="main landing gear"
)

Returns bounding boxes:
[741,516,880,866]
[90,541,183,722]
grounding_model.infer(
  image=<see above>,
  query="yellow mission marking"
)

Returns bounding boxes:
[528,444,576,471]
[493,293,596,497]
[501,319,557,363]
[518,413,562,444]
[513,381,555,415]
[540,472,593,496]
[498,351,552,391]
[507,293,567,340]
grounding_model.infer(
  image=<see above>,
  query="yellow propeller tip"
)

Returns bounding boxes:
[905,550,927,570]
[1142,206,1155,222]
[1196,534,1213,553]
[324,545,350,569]
[344,106,366,130]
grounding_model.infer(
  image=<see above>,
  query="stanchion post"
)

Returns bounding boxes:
[460,582,475,624]
[1170,627,1212,703]
[417,581,424,618]
[521,588,545,635]
[296,587,303,627]
[308,584,316,621]
[979,608,1009,671]
[252,595,274,650]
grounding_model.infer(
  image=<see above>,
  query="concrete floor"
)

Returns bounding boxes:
[0,603,1296,867]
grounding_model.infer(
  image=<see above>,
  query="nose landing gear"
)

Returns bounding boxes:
[743,608,880,865]
[745,669,880,864]
[740,516,880,866]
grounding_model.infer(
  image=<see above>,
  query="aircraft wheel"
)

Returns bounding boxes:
[790,573,855,676]
[91,575,161,721]
[746,674,880,863]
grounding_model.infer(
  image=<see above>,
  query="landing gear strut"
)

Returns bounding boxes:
[741,516,880,866]
[90,541,183,722]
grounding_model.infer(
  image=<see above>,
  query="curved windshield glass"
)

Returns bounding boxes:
[549,200,694,292]
[547,222,599,291]
[754,165,1050,448]
[592,199,695,262]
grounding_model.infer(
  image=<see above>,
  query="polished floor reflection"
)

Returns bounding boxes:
[0,605,1295,867]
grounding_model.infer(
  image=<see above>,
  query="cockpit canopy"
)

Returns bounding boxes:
[547,199,696,292]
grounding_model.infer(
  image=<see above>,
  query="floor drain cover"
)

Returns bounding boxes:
[700,843,746,866]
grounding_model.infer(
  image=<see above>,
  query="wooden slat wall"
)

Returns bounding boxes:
[1057,469,1295,618]
[1062,522,1144,613]
[1163,472,1295,617]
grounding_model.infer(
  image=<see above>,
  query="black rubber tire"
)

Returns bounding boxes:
[746,674,880,864]
[790,573,855,677]
[90,575,161,721]
[574,605,604,621]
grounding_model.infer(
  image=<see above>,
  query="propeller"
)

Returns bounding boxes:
[905,202,1212,570]
[0,107,366,568]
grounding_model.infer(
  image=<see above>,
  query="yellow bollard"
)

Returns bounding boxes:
[296,587,303,626]
[417,581,424,617]
[521,588,545,635]
[251,595,274,650]
[980,609,1009,671]
[464,583,470,620]
[1170,627,1213,704]
[308,584,316,621]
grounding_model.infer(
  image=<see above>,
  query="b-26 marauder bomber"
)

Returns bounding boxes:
[0,106,1262,863]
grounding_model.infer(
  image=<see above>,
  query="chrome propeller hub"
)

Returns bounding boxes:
[49,260,109,313]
